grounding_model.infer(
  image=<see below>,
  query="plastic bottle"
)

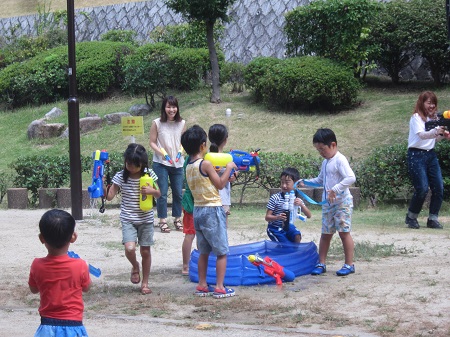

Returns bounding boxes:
[139,173,154,211]
[289,190,296,226]
[282,192,290,231]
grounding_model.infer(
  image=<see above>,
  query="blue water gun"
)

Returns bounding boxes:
[67,251,102,278]
[87,150,110,213]
[230,149,261,178]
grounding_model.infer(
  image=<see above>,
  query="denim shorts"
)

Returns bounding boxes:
[321,193,353,234]
[193,206,229,256]
[122,221,154,246]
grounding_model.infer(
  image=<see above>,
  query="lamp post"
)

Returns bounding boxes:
[67,0,83,220]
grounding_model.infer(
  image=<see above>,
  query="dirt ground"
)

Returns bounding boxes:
[0,208,449,337]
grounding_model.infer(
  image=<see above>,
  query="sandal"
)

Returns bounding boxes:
[174,219,183,231]
[140,285,152,295]
[130,264,140,284]
[159,222,171,233]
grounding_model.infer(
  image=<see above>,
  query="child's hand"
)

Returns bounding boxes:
[226,161,238,171]
[444,130,450,139]
[327,189,336,203]
[294,197,305,207]
[141,183,155,195]
[296,179,305,187]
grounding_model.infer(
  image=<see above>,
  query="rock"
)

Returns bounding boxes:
[104,112,131,125]
[79,116,103,133]
[27,119,66,139]
[129,104,152,116]
[45,107,63,120]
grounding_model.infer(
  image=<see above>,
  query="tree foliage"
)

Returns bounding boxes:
[165,0,236,103]
[285,0,381,78]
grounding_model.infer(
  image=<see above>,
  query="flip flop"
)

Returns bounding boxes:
[130,264,140,284]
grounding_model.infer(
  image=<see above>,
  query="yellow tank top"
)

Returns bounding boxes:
[185,159,221,206]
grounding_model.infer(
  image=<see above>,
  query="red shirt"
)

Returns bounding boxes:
[28,254,91,321]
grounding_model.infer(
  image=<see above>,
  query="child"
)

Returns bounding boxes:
[181,155,195,275]
[106,143,161,294]
[208,124,237,223]
[301,128,356,276]
[29,209,91,337]
[265,167,311,243]
[181,125,237,299]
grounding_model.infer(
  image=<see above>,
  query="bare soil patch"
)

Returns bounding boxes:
[0,208,449,337]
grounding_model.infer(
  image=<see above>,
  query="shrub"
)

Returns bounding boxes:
[353,143,410,206]
[246,56,361,110]
[0,41,135,107]
[221,61,245,92]
[244,57,282,102]
[122,43,173,107]
[168,47,212,90]
[101,29,139,46]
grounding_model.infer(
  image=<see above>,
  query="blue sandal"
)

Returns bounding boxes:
[311,263,326,275]
[212,287,235,299]
[336,264,355,276]
[194,285,215,297]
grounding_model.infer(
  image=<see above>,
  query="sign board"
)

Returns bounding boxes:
[121,116,144,136]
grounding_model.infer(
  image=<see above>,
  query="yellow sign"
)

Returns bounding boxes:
[121,116,144,136]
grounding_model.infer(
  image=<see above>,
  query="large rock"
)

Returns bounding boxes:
[104,112,131,125]
[79,116,103,133]
[27,119,66,139]
[45,107,63,120]
[129,104,152,116]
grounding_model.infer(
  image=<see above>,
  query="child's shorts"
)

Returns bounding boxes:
[322,193,353,234]
[35,317,88,337]
[193,206,228,256]
[122,221,154,246]
[267,224,301,243]
[182,209,195,235]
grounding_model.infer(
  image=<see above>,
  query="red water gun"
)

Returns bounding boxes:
[248,254,295,286]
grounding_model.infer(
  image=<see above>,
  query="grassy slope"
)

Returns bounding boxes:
[0,0,141,18]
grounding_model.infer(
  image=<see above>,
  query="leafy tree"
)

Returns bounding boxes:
[405,0,450,84]
[165,0,236,103]
[285,0,381,78]
[368,0,415,84]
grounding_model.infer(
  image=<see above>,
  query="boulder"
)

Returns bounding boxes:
[27,119,66,139]
[79,116,103,133]
[45,107,63,120]
[129,104,152,116]
[104,112,131,125]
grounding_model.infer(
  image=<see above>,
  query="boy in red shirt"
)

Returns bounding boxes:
[29,209,91,337]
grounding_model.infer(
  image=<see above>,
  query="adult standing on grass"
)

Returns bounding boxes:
[150,96,186,233]
[405,91,450,229]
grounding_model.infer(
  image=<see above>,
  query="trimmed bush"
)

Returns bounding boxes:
[245,56,360,110]
[244,57,282,102]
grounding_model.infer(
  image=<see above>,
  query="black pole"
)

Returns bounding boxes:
[67,0,83,220]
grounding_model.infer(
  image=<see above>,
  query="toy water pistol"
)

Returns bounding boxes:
[67,251,102,278]
[204,148,261,178]
[248,253,295,286]
[139,168,158,211]
[289,190,307,226]
[160,147,173,164]
[175,145,184,162]
[87,150,110,213]
[425,110,450,131]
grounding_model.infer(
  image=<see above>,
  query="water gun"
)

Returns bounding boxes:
[139,168,159,211]
[160,147,173,164]
[87,150,110,213]
[289,190,307,225]
[425,110,450,131]
[204,149,261,178]
[175,146,184,162]
[67,251,101,278]
[248,254,295,286]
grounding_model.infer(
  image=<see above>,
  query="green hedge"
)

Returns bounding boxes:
[244,56,360,110]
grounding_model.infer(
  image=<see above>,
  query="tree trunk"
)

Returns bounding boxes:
[206,20,221,103]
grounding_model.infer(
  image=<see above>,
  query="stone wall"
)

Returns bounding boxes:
[0,0,308,64]
[0,0,433,79]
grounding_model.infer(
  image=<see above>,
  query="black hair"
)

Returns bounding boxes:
[39,209,75,249]
[123,143,148,182]
[160,95,182,122]
[181,125,207,156]
[208,124,228,153]
[312,128,337,146]
[280,167,300,182]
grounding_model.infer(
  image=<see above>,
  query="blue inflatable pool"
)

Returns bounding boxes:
[189,240,318,286]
